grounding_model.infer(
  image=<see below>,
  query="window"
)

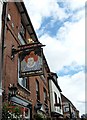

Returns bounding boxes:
[24,107,30,119]
[54,92,57,104]
[40,75,46,84]
[36,80,40,100]
[18,33,26,45]
[18,59,29,90]
[18,76,29,90]
[58,97,61,109]
[44,88,47,104]
[18,22,26,45]
[20,22,26,38]
[22,77,29,89]
[64,106,69,112]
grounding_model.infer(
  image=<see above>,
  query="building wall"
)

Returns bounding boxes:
[0,1,4,119]
[30,74,50,114]
[2,2,50,119]
[49,79,63,115]
[61,94,79,119]
[3,2,20,94]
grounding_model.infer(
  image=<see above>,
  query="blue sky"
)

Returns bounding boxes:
[24,0,85,116]
[58,65,84,76]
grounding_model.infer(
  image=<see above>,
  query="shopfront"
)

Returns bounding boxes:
[9,96,32,120]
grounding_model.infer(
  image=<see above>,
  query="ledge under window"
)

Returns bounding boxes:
[17,82,31,94]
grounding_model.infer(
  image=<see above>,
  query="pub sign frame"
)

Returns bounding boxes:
[19,47,44,77]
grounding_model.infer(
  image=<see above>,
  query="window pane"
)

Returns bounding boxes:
[44,88,47,103]
[18,33,26,45]
[36,80,40,100]
[54,92,57,104]
[18,58,29,89]
[20,22,26,38]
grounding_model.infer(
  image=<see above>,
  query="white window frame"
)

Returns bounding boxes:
[18,33,26,45]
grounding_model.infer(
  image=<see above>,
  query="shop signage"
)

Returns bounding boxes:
[19,48,43,77]
[17,89,32,102]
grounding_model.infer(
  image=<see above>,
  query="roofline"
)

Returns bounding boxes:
[61,93,77,109]
[15,2,51,73]
[48,74,62,92]
[15,2,39,42]
[43,54,50,73]
[50,72,58,78]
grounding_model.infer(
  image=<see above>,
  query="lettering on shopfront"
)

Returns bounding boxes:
[17,89,32,102]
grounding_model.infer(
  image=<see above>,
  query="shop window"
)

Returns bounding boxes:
[44,88,47,104]
[24,107,30,119]
[2,102,30,119]
[36,79,40,100]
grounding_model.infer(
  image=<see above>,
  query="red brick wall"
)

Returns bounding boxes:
[3,2,20,94]
[29,75,50,114]
[2,2,50,117]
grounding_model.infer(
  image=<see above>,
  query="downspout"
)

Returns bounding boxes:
[0,1,7,119]
[0,1,4,119]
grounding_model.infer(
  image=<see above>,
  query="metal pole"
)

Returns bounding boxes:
[0,1,7,119]
[0,1,4,119]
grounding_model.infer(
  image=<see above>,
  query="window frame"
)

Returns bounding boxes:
[20,21,26,39]
[43,88,47,104]
[58,97,61,109]
[18,58,29,90]
[54,92,57,104]
[36,79,40,101]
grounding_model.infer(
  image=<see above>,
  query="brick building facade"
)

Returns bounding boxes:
[1,1,80,120]
[61,93,79,119]
[2,2,50,119]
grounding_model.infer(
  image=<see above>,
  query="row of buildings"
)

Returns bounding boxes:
[0,1,79,120]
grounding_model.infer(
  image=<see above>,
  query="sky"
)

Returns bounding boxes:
[24,0,85,116]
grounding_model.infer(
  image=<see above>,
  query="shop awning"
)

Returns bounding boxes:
[10,96,32,108]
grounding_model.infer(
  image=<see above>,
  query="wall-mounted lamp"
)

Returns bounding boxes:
[27,103,32,109]
[8,84,17,100]
[11,45,18,59]
[34,102,42,111]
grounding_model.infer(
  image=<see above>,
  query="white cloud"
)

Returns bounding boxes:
[39,8,85,115]
[39,33,70,71]
[61,0,86,10]
[24,0,68,30]
[57,17,85,64]
[39,16,85,71]
[24,0,85,116]
[58,71,85,116]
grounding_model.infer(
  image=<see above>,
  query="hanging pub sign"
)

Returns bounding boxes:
[19,47,44,77]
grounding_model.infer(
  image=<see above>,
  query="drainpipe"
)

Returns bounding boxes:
[0,1,4,119]
[0,0,7,119]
